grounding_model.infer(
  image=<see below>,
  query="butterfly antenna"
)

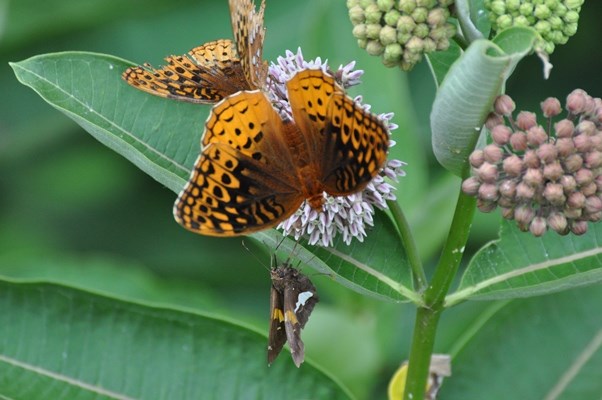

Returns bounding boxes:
[286,236,306,270]
[241,240,271,272]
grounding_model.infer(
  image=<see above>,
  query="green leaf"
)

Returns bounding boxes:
[430,29,537,176]
[254,209,418,304]
[447,220,602,305]
[0,280,351,400]
[442,285,602,399]
[10,52,199,194]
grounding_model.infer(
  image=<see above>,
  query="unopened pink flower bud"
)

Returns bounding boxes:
[523,150,540,168]
[461,176,480,196]
[543,161,563,181]
[510,132,528,152]
[516,111,537,130]
[469,150,485,168]
[567,191,586,208]
[555,137,575,157]
[585,151,602,168]
[573,134,592,153]
[523,168,544,187]
[527,126,548,147]
[564,154,583,172]
[575,168,594,186]
[547,212,568,234]
[543,183,565,206]
[483,144,504,163]
[478,183,499,201]
[514,204,535,226]
[503,154,523,177]
[561,175,577,193]
[476,162,498,183]
[491,124,512,145]
[582,182,598,197]
[536,143,558,164]
[530,216,547,237]
[494,94,516,116]
[585,196,602,214]
[554,119,575,138]
[541,97,561,117]
[569,220,588,235]
[566,89,587,114]
[499,180,517,198]
[516,182,535,199]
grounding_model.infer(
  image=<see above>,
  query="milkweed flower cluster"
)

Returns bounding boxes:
[268,48,406,246]
[484,0,584,54]
[463,90,602,236]
[346,0,456,71]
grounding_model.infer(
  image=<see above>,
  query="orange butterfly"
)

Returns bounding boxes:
[122,0,267,103]
[173,69,390,236]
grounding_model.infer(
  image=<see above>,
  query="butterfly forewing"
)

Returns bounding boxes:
[122,39,250,104]
[174,91,304,236]
[287,69,390,196]
[267,280,287,365]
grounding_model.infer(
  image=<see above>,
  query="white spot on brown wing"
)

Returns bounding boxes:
[294,291,313,313]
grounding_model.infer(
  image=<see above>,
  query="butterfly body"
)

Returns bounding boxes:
[174,69,390,236]
[268,262,319,367]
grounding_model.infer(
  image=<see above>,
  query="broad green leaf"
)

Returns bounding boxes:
[441,286,602,399]
[254,209,417,304]
[431,29,537,176]
[10,52,198,194]
[447,220,602,305]
[0,280,351,400]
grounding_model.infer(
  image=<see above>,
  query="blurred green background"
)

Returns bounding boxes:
[2,0,601,398]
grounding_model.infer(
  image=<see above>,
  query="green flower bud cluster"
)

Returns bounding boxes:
[484,0,584,54]
[347,0,456,71]
[463,90,602,237]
